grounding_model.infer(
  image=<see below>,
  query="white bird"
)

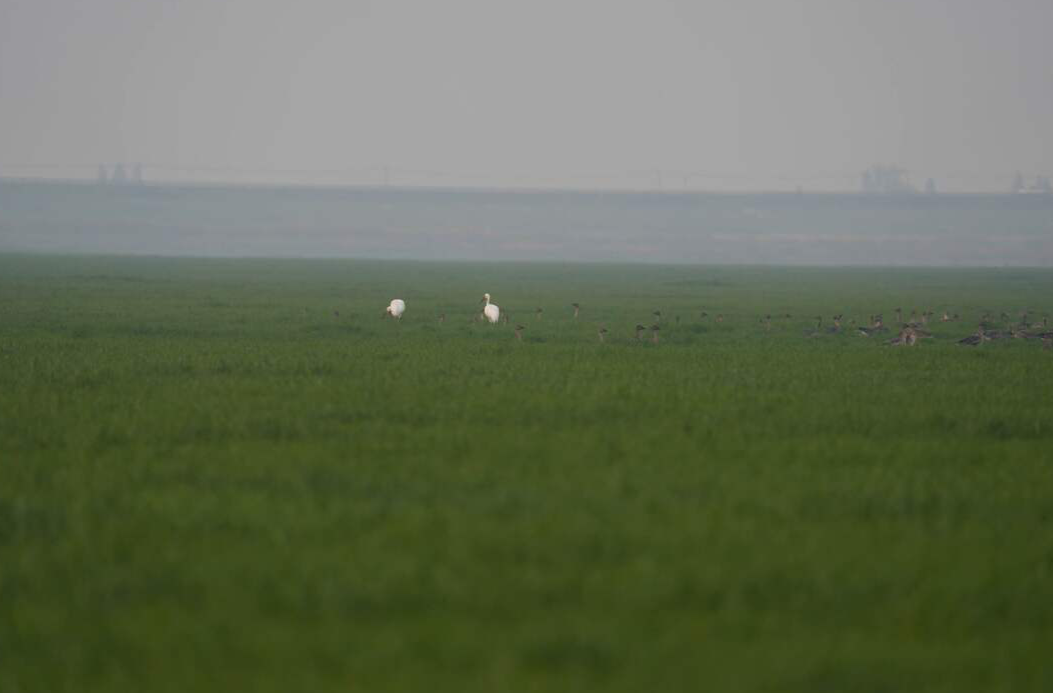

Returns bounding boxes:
[481,293,500,324]
[385,299,406,320]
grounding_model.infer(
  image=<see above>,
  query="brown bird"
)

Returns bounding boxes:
[438,313,446,323]
[700,311,708,319]
[597,327,609,343]
[651,324,661,344]
[653,310,662,323]
[716,314,724,323]
[572,303,580,318]
[886,327,917,347]
[635,324,646,340]
[535,307,543,321]
[958,325,987,346]
[514,324,525,341]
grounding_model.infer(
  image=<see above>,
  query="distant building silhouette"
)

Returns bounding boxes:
[861,165,915,194]
[1011,173,1052,194]
[1011,171,1025,194]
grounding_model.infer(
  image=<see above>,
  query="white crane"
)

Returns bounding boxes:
[481,293,500,324]
[385,299,406,320]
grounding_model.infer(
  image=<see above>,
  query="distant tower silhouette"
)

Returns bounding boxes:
[97,165,109,185]
[112,164,127,185]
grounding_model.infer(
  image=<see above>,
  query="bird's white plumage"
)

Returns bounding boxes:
[482,293,500,324]
[386,299,406,319]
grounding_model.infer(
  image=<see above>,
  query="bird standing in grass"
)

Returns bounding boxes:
[958,325,987,346]
[438,313,445,323]
[535,307,543,321]
[653,310,662,323]
[572,303,580,318]
[886,327,917,347]
[635,324,646,340]
[481,293,500,324]
[514,324,524,341]
[651,324,661,344]
[385,299,406,320]
[598,327,608,343]
[1033,327,1053,340]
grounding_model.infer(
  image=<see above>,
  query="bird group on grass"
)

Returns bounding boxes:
[374,295,1051,351]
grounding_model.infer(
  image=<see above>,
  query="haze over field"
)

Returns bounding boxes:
[1,0,1051,192]
[3,181,1052,265]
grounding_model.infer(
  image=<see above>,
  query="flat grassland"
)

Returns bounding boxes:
[2,254,1052,693]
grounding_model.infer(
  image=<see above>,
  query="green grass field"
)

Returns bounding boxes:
[2,254,1052,693]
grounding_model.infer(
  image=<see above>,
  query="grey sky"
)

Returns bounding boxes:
[1,0,1051,191]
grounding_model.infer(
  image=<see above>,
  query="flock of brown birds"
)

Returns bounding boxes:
[821,305,1053,347]
[804,307,1053,349]
[486,304,1053,350]
[492,305,726,344]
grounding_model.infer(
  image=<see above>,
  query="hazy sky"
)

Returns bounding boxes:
[1,0,1051,191]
